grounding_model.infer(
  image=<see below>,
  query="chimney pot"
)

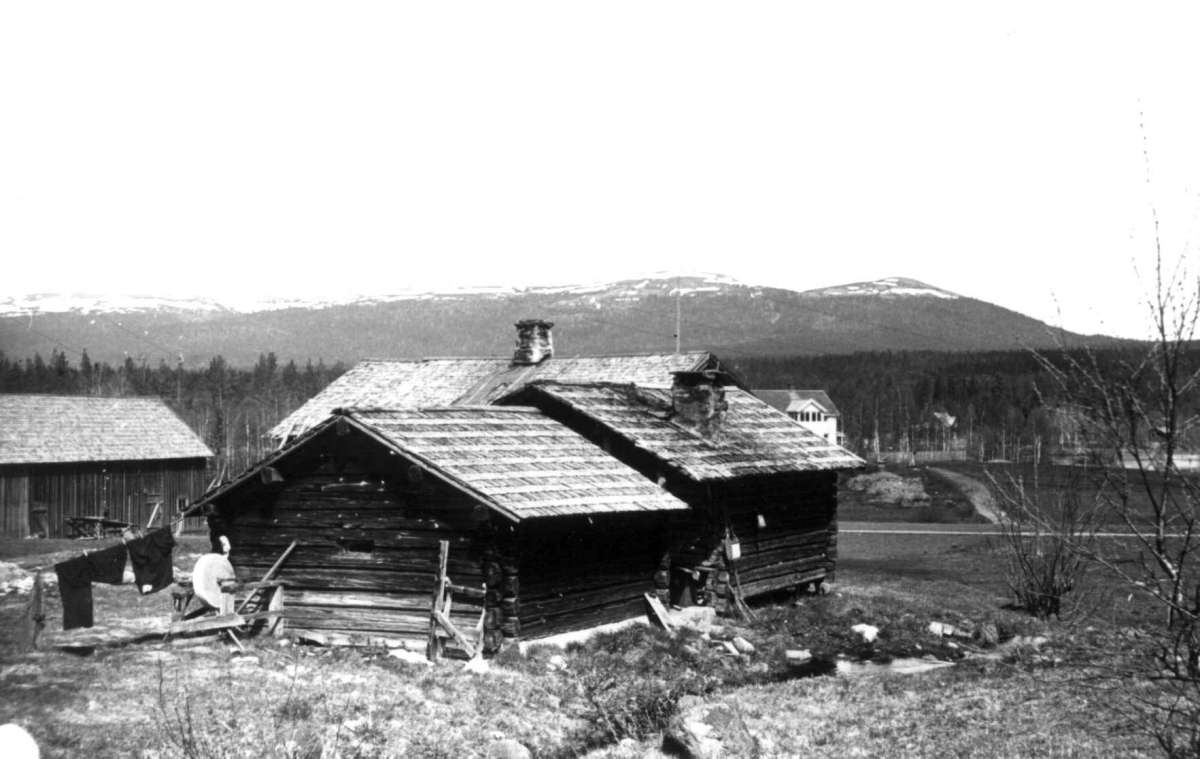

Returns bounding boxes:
[513,319,554,365]
[671,370,728,436]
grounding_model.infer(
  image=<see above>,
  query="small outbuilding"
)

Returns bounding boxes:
[0,394,213,538]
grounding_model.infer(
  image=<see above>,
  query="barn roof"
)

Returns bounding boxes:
[0,394,213,465]
[201,406,687,522]
[269,352,727,441]
[502,382,864,481]
[754,389,841,417]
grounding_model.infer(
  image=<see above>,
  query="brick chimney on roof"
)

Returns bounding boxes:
[513,319,554,365]
[671,370,728,437]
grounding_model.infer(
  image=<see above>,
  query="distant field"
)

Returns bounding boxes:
[932,460,1185,527]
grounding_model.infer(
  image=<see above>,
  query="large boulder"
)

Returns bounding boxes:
[663,697,758,758]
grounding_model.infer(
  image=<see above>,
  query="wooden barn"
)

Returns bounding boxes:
[0,395,213,538]
[191,406,688,650]
[500,371,865,607]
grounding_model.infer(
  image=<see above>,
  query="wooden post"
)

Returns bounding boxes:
[426,540,449,661]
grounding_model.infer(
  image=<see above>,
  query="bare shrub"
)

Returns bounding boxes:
[989,465,1099,619]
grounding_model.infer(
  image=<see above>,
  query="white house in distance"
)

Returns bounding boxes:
[754,389,842,445]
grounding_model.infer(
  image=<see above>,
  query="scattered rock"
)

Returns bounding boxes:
[720,641,740,656]
[784,649,811,665]
[231,655,260,669]
[851,623,879,643]
[484,738,532,759]
[664,696,758,759]
[731,637,755,654]
[927,621,969,638]
[546,654,568,671]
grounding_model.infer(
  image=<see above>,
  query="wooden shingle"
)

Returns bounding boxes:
[0,394,213,465]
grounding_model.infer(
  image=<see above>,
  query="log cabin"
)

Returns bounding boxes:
[499,372,864,609]
[191,406,688,650]
[0,395,212,538]
[196,321,862,649]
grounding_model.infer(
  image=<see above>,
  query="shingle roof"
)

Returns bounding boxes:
[0,394,213,465]
[348,407,687,520]
[754,389,841,417]
[269,352,721,440]
[504,382,864,481]
[203,406,687,521]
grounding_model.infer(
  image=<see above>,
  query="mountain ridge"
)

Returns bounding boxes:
[0,275,1129,367]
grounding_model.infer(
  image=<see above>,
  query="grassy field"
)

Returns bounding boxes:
[0,529,1166,757]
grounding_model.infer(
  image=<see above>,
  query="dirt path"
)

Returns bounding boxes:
[925,467,1005,524]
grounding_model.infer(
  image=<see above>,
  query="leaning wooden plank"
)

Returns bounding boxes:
[643,593,673,632]
[42,617,171,649]
[169,613,246,636]
[434,609,476,658]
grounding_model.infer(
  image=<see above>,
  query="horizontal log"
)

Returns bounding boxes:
[232,547,483,576]
[735,555,828,585]
[236,510,477,532]
[290,628,425,648]
[287,607,479,634]
[232,566,480,593]
[736,567,828,599]
[232,526,478,551]
[521,596,647,638]
[288,589,482,612]
[521,578,655,617]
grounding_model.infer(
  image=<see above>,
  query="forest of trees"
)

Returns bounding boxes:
[731,347,1200,462]
[4,346,1194,480]
[0,350,347,480]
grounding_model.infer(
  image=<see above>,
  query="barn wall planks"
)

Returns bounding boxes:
[0,471,30,538]
[0,458,208,538]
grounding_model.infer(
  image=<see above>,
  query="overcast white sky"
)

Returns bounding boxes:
[3,3,1199,339]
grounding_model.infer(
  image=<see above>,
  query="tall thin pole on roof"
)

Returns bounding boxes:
[674,277,682,354]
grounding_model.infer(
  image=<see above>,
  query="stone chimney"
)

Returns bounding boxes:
[513,319,554,365]
[671,370,728,437]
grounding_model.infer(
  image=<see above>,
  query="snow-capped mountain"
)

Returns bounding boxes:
[800,277,960,299]
[0,274,1121,366]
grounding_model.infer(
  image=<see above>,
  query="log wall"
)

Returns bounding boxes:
[667,471,839,607]
[516,513,668,639]
[215,431,491,650]
[0,459,209,538]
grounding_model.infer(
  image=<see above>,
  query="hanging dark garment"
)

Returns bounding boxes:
[55,555,94,630]
[86,543,127,585]
[126,527,176,594]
